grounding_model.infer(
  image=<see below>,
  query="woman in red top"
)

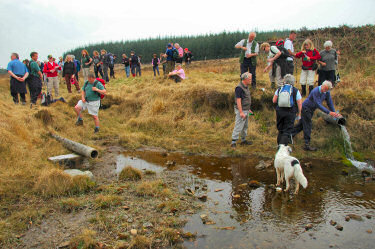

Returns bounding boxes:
[295,39,321,96]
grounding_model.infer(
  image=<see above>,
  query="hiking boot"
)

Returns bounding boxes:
[231,143,236,149]
[304,144,317,151]
[94,127,99,133]
[240,140,253,146]
[75,119,83,126]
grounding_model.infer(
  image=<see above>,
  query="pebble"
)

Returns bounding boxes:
[330,220,337,226]
[352,191,364,197]
[365,214,372,219]
[336,224,343,231]
[366,229,372,234]
[305,224,313,231]
[248,180,261,188]
[130,229,137,235]
[127,218,134,223]
[347,214,363,221]
[143,222,153,229]
[345,215,350,222]
[118,232,130,240]
[198,195,208,202]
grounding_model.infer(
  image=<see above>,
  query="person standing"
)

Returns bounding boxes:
[129,51,139,77]
[74,74,106,133]
[295,39,321,96]
[43,55,61,98]
[136,56,142,77]
[28,52,43,108]
[58,56,64,83]
[81,49,92,82]
[231,72,254,148]
[284,31,297,74]
[164,44,175,78]
[318,40,338,86]
[109,53,115,79]
[160,53,167,76]
[101,49,109,82]
[122,54,130,78]
[174,43,184,63]
[235,32,259,89]
[93,51,104,79]
[72,55,81,82]
[62,55,79,93]
[272,74,302,145]
[7,53,29,105]
[152,54,160,77]
[184,48,192,65]
[292,81,341,151]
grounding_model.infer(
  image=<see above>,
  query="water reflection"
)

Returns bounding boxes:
[117,151,375,249]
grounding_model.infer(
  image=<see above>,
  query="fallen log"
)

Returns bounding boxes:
[51,133,98,158]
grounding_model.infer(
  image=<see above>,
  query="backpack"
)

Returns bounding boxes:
[272,40,290,59]
[277,84,294,108]
[84,79,106,100]
[108,53,114,66]
[74,60,81,72]
[172,49,180,61]
[41,92,53,106]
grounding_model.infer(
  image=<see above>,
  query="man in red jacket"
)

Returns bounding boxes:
[43,55,61,97]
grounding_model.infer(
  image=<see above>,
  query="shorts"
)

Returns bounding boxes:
[77,100,100,116]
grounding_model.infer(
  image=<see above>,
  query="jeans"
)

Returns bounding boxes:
[131,64,136,77]
[292,107,313,144]
[231,109,249,142]
[27,75,42,104]
[109,65,115,78]
[124,66,130,77]
[136,65,141,76]
[153,66,160,76]
[103,64,109,82]
[240,58,256,88]
[94,65,104,79]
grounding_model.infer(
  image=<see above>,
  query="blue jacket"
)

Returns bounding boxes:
[302,86,335,114]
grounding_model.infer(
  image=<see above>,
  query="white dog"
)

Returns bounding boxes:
[274,144,308,194]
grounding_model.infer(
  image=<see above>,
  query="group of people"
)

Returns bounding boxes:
[231,31,342,151]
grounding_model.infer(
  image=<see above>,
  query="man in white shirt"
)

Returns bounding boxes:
[284,31,297,74]
[235,32,259,89]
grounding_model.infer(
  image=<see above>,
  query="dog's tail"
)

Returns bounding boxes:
[294,164,308,189]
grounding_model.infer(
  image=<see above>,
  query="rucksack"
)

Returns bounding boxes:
[74,60,81,72]
[277,84,294,108]
[41,92,53,106]
[272,40,290,59]
[172,49,180,61]
[84,79,106,100]
[108,53,114,65]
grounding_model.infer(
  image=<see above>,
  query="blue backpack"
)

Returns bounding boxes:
[277,84,294,108]
[74,59,81,72]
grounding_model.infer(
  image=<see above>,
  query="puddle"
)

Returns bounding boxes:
[117,151,375,249]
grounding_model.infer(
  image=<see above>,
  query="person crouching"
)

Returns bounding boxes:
[231,72,254,148]
[74,73,106,133]
[168,63,185,83]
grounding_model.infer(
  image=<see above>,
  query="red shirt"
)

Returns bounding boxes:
[295,49,321,70]
[43,62,61,77]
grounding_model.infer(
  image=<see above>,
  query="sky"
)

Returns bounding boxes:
[0,0,374,68]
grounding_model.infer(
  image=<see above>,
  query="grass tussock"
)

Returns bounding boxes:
[128,235,152,249]
[118,166,142,181]
[135,180,171,197]
[34,168,94,198]
[69,229,98,249]
[94,194,123,209]
[34,109,53,125]
[59,198,85,213]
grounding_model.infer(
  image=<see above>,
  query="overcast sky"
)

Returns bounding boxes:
[1,0,374,68]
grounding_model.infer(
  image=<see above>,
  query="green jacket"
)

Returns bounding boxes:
[239,39,257,66]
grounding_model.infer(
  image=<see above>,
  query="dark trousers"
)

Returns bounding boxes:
[240,58,256,88]
[292,107,313,144]
[11,92,26,103]
[276,108,296,145]
[102,64,109,82]
[286,61,294,75]
[10,75,27,103]
[109,65,115,78]
[27,76,42,104]
[162,64,166,76]
[131,64,137,77]
[64,74,80,93]
[153,65,160,76]
[169,75,182,83]
[136,65,141,76]
[94,65,104,79]
[318,70,335,86]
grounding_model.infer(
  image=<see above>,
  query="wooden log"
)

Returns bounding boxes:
[51,134,98,158]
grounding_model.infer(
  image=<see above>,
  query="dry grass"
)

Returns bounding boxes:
[94,194,123,209]
[69,229,98,249]
[128,235,152,249]
[0,27,374,245]
[118,166,143,181]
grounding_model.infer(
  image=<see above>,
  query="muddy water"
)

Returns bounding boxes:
[116,151,375,249]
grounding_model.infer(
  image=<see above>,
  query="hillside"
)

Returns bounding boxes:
[0,25,375,247]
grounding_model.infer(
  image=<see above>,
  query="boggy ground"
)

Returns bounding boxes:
[0,53,374,248]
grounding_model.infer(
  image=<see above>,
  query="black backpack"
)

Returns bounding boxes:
[41,92,53,106]
[172,49,180,61]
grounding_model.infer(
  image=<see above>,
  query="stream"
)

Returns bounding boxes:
[117,151,375,249]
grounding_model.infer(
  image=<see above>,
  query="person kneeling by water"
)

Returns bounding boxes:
[272,74,302,146]
[292,80,341,151]
[74,73,106,133]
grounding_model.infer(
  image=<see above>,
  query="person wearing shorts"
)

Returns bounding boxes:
[74,73,106,133]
